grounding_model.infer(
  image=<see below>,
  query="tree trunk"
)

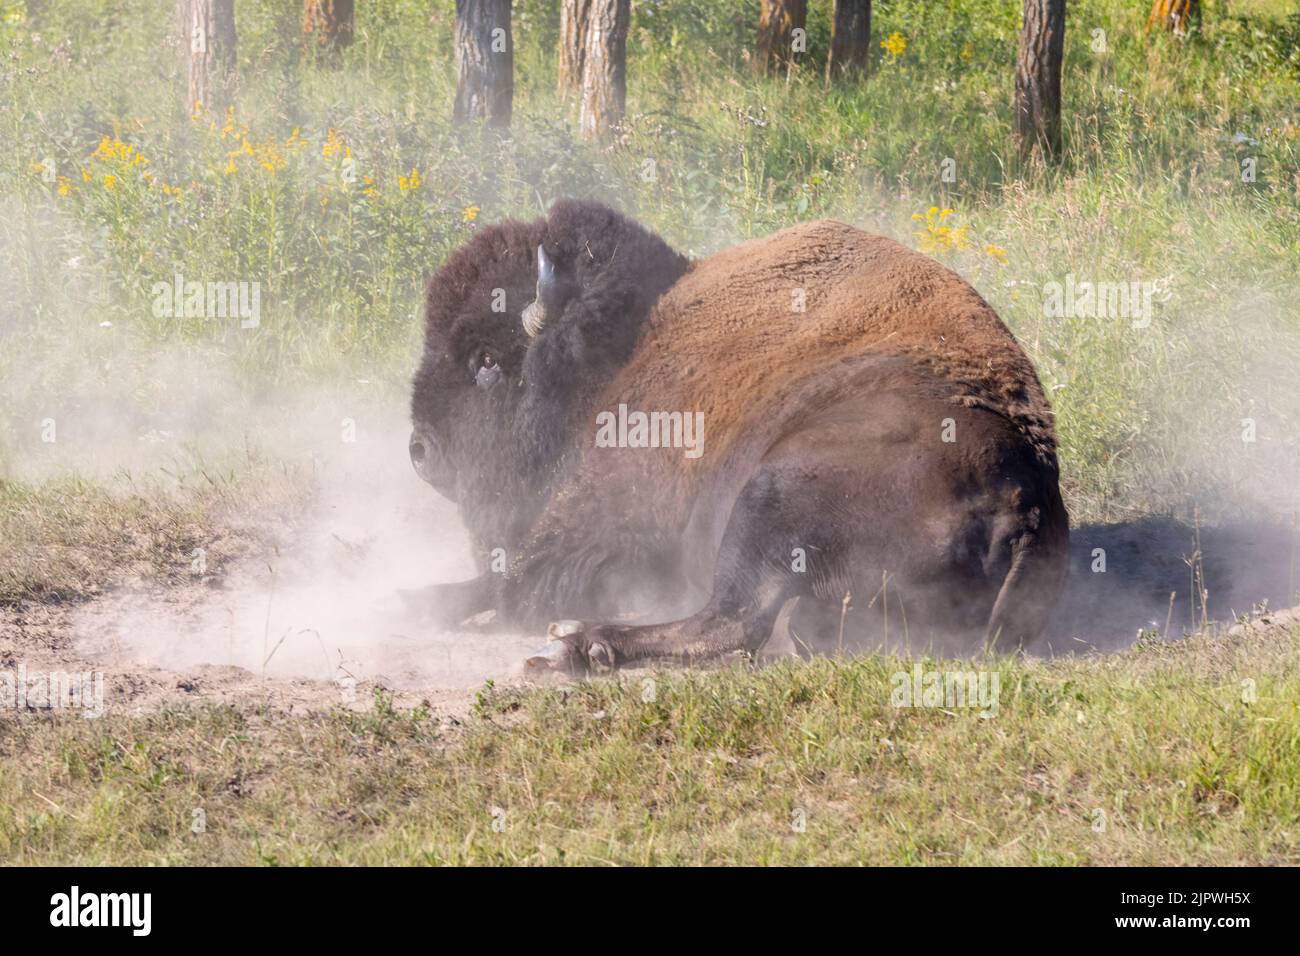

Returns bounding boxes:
[303,0,355,56]
[558,0,591,97]
[1014,0,1065,161]
[579,0,630,140]
[827,0,870,83]
[1147,0,1200,36]
[753,0,808,77]
[453,0,513,127]
[177,0,237,115]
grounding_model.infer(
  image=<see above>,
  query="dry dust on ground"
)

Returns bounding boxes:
[3,509,1296,720]
[1,411,560,718]
[2,395,1296,719]
[1,596,540,718]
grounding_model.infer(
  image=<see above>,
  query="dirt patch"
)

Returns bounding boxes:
[0,596,541,718]
[3,504,1294,720]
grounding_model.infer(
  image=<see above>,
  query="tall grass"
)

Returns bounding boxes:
[0,0,1297,523]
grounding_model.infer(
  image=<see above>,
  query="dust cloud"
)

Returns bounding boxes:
[2,199,1297,683]
[58,400,546,691]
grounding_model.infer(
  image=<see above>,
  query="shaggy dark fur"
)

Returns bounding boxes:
[411,199,688,557]
[409,201,1069,674]
[516,199,691,470]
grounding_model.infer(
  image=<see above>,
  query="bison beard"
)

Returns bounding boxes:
[409,199,1069,674]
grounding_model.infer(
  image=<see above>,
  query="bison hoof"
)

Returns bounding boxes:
[522,641,579,676]
[523,621,620,677]
[587,640,615,673]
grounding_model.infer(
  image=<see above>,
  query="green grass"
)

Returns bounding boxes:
[0,451,310,605]
[2,626,1297,865]
[1,0,1297,524]
[0,0,1299,865]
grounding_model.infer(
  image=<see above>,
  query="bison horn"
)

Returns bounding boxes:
[522,299,546,338]
[537,243,556,287]
[522,244,555,338]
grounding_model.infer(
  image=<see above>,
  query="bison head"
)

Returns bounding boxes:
[410,199,690,557]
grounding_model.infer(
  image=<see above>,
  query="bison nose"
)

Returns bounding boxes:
[409,426,457,500]
[409,434,428,465]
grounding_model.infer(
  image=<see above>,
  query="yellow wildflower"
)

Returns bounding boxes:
[881,32,907,59]
[912,206,971,254]
[463,205,480,222]
[92,136,149,168]
[322,128,345,159]
[983,243,1008,264]
[398,167,422,191]
[254,140,286,173]
[103,174,117,191]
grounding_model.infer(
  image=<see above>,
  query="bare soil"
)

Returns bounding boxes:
[2,505,1294,721]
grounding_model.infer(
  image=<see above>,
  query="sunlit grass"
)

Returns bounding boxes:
[2,1,1296,528]
[2,623,1297,865]
[0,0,1298,867]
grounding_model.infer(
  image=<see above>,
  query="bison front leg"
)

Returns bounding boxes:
[525,467,804,675]
[525,595,789,675]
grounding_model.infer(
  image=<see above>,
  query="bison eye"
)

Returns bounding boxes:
[473,349,503,389]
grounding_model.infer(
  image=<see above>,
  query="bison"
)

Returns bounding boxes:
[408,199,1069,674]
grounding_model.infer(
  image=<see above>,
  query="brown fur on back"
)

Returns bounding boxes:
[605,219,1057,470]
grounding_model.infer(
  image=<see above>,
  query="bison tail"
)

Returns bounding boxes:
[984,499,1069,653]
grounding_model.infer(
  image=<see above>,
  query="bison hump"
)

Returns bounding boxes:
[613,219,1057,466]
